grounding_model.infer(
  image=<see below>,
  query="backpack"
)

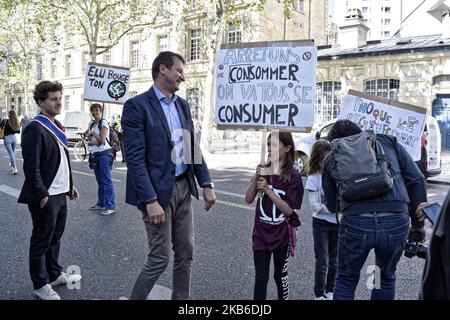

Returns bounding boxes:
[90,119,121,153]
[329,131,395,203]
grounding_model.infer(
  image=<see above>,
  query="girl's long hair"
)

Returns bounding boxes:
[268,132,296,185]
[8,110,20,131]
[307,139,331,176]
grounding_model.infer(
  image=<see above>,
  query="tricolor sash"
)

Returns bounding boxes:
[32,114,68,149]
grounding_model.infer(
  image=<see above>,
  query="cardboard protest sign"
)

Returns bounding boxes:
[214,40,317,132]
[83,62,130,104]
[338,90,426,161]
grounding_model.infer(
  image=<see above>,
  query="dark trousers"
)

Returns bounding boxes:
[312,217,339,298]
[253,245,290,300]
[28,194,67,289]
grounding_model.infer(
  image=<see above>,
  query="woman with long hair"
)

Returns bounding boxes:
[305,139,338,300]
[1,110,21,175]
[245,131,304,300]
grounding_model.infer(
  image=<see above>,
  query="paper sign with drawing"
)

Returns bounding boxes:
[338,90,426,161]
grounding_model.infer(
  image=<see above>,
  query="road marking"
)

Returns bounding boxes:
[0,184,20,198]
[3,157,121,182]
[199,196,253,211]
[71,170,121,182]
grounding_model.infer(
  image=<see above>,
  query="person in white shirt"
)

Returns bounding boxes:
[84,103,116,215]
[305,139,338,300]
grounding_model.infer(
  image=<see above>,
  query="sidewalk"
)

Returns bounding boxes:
[204,148,450,186]
[203,150,261,171]
[427,150,450,186]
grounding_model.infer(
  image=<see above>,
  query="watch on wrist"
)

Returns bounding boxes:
[203,182,214,189]
[144,199,157,205]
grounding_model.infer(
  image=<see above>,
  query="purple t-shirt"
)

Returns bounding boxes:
[252,171,304,252]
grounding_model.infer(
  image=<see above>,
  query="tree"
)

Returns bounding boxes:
[0,0,53,115]
[40,0,165,62]
[184,0,300,152]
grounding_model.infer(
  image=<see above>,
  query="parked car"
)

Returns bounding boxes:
[58,111,91,146]
[294,115,442,178]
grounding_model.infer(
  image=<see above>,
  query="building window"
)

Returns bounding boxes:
[228,21,242,44]
[363,19,368,25]
[191,0,199,9]
[130,41,140,68]
[189,29,201,61]
[187,88,200,120]
[385,7,391,13]
[64,95,70,111]
[158,0,169,14]
[362,7,368,13]
[158,35,168,53]
[364,79,400,100]
[384,31,390,37]
[315,81,342,124]
[104,49,112,65]
[384,19,391,25]
[36,57,43,80]
[81,51,89,74]
[50,58,56,79]
[293,0,304,12]
[433,74,450,85]
[65,54,71,77]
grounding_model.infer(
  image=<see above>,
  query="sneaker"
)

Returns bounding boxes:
[314,296,327,300]
[100,209,115,215]
[34,284,60,300]
[325,292,334,300]
[50,272,82,287]
[90,205,105,210]
[11,167,18,175]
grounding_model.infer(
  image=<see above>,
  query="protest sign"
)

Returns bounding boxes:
[214,40,317,132]
[338,90,426,161]
[83,62,130,104]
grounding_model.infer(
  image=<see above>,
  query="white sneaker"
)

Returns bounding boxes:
[34,284,60,300]
[314,296,327,300]
[50,272,82,287]
[11,167,18,175]
[325,292,334,300]
[100,209,115,215]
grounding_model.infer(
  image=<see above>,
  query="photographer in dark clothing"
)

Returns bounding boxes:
[322,119,427,300]
[416,191,450,299]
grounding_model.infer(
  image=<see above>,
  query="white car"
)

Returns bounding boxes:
[294,116,442,178]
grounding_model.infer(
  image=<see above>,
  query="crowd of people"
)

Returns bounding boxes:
[2,50,448,300]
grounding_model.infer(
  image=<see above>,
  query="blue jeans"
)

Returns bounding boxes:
[333,213,410,300]
[92,153,115,210]
[4,134,17,168]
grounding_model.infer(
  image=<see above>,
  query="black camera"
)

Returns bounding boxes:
[404,232,427,259]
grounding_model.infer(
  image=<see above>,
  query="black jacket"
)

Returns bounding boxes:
[18,120,74,204]
[322,134,426,228]
[421,191,450,299]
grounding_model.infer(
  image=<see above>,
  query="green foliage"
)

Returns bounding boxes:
[38,0,163,59]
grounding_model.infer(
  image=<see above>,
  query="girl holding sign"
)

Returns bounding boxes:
[245,132,303,300]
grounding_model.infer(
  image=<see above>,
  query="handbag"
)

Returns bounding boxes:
[0,120,5,139]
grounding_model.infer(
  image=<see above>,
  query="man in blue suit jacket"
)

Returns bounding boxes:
[122,51,216,300]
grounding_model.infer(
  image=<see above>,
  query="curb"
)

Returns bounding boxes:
[427,179,450,186]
